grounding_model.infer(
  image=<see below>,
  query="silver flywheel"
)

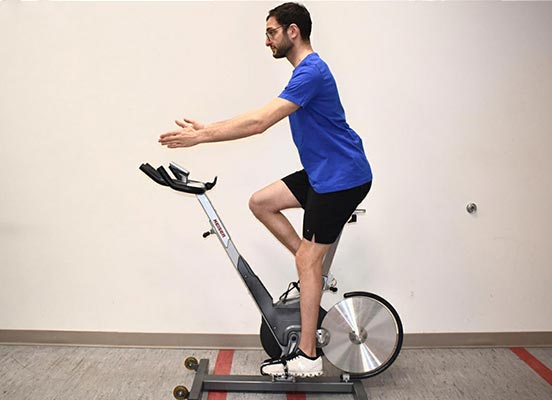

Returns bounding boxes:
[321,292,403,378]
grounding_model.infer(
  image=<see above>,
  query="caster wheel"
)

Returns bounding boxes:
[184,356,199,371]
[173,385,189,399]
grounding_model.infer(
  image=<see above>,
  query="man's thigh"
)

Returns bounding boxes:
[252,179,302,212]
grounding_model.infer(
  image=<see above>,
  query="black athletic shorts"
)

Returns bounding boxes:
[282,170,371,244]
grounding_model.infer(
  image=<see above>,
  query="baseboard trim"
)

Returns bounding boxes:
[0,330,551,349]
[404,332,552,348]
[0,330,261,349]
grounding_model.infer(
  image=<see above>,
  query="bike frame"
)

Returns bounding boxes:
[140,161,359,355]
[197,192,336,354]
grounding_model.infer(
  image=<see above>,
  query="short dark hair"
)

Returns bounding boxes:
[267,2,312,42]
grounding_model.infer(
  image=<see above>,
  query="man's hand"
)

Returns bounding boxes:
[158,118,205,148]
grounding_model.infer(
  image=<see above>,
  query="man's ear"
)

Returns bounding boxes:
[287,23,301,40]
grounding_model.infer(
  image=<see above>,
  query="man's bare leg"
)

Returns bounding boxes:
[249,180,302,255]
[250,181,330,359]
[295,238,331,357]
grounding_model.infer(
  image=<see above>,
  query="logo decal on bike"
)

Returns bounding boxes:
[213,219,227,239]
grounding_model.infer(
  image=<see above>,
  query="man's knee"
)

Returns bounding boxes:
[295,240,328,272]
[249,190,267,217]
[249,180,301,219]
[295,245,311,271]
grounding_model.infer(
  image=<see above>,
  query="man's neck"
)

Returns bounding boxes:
[287,44,314,68]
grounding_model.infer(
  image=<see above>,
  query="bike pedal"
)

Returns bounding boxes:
[272,375,296,383]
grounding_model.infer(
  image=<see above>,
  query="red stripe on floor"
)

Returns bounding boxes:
[511,347,552,386]
[208,350,235,400]
[286,393,307,400]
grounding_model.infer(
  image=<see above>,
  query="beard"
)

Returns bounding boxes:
[272,36,294,59]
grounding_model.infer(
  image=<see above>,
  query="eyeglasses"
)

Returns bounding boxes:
[265,25,286,40]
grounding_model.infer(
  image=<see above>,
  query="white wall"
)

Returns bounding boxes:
[1,1,551,335]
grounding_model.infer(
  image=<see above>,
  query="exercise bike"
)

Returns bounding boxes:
[140,162,403,400]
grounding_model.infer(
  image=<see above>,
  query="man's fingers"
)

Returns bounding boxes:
[182,118,204,130]
[175,119,193,128]
[159,122,197,148]
[159,130,177,138]
[159,131,180,142]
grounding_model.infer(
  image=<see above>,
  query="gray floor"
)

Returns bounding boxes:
[1,345,551,399]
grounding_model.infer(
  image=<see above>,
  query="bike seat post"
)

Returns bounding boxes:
[321,232,342,278]
[321,209,365,285]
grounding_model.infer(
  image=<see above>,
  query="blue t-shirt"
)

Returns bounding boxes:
[279,53,372,193]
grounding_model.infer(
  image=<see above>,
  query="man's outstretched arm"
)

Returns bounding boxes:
[159,98,299,148]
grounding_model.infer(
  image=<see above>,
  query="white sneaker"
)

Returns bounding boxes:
[260,349,323,377]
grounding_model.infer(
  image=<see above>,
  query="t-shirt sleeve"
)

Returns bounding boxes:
[279,65,322,108]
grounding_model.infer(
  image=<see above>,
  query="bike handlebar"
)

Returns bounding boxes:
[139,163,168,186]
[139,162,217,194]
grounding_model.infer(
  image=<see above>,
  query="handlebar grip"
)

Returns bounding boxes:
[140,163,168,186]
[205,176,218,190]
[156,166,206,194]
[140,162,216,194]
[169,164,189,181]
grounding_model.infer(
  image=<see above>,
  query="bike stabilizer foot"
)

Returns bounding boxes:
[186,358,368,400]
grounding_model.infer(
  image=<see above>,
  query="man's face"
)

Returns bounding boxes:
[265,16,293,59]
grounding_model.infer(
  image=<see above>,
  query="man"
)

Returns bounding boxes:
[159,2,372,377]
